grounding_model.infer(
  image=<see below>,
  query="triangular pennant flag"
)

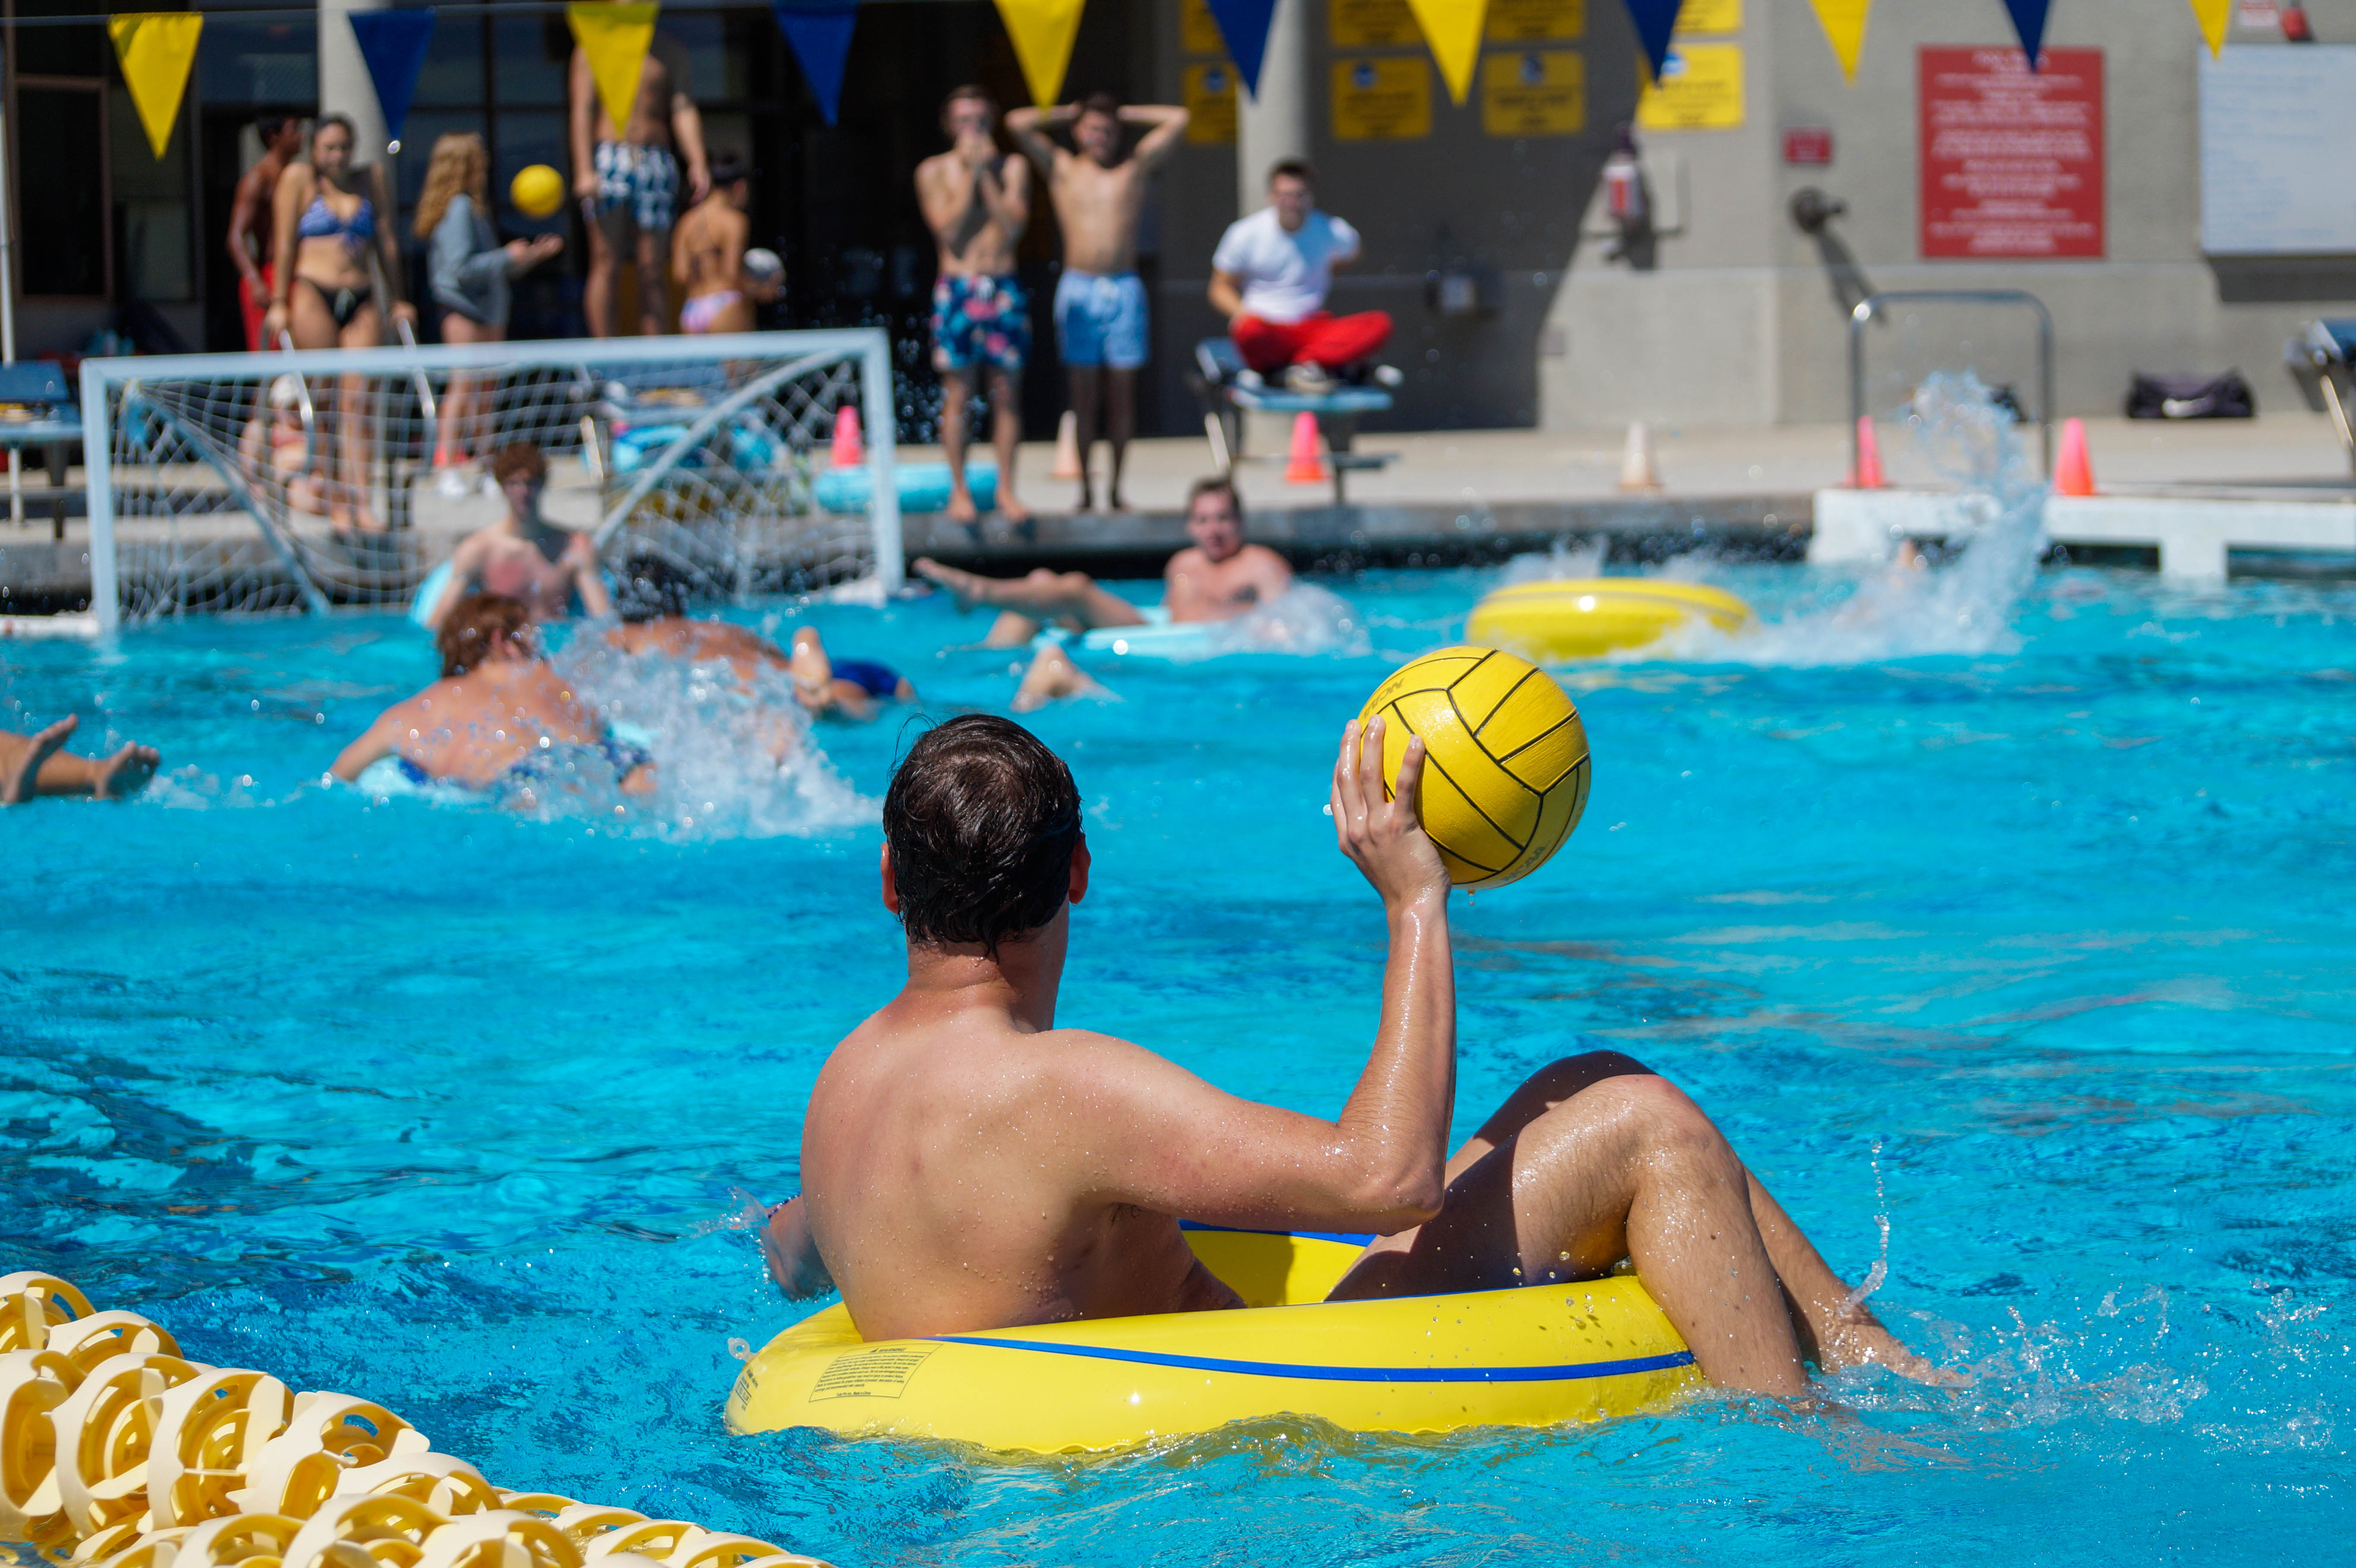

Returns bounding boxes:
[2188,0,2229,57]
[348,9,437,148]
[2001,0,2050,69]
[1620,0,1685,83]
[567,2,660,136]
[773,2,859,126]
[1203,0,1279,97]
[1404,0,1488,104]
[107,13,203,160]
[991,0,1086,107]
[1808,0,1871,79]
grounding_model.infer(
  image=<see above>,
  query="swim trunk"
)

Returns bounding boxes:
[679,290,741,334]
[1052,270,1148,370]
[595,140,679,234]
[830,658,902,698]
[931,274,1029,374]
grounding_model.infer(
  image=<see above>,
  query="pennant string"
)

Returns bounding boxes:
[991,0,1086,107]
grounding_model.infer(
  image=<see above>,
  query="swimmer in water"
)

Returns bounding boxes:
[914,475,1289,648]
[766,714,1955,1395]
[424,443,611,629]
[331,591,652,797]
[0,716,160,806]
[605,554,914,721]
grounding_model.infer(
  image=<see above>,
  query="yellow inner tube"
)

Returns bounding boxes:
[726,1227,1699,1453]
[1465,578,1754,663]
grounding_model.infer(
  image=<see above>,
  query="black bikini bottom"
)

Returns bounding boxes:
[298,276,369,330]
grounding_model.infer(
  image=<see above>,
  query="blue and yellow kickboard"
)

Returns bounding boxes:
[725,1227,1699,1453]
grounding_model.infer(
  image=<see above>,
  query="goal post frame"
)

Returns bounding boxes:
[79,326,901,633]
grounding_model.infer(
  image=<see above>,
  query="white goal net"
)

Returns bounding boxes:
[79,329,902,629]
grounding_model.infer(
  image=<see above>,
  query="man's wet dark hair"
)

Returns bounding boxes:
[884,715,1082,957]
[1077,91,1122,121]
[437,593,533,678]
[709,151,750,187]
[611,551,694,623]
[1268,158,1316,188]
[1186,474,1244,522]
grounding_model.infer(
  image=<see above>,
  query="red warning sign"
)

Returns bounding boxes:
[1919,46,2103,259]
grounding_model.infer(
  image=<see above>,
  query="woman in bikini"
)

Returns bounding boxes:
[263,115,416,535]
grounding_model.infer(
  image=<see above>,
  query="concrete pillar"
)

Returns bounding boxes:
[319,0,391,158]
[1237,0,1309,215]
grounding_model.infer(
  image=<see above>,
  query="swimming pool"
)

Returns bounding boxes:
[3,556,2351,1565]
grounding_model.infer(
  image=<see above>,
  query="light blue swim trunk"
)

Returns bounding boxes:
[1052,270,1149,370]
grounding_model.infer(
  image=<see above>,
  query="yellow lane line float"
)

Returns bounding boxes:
[1466,578,1754,663]
[726,1228,1699,1453]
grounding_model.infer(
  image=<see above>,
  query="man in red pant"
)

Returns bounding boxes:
[1210,160,1390,394]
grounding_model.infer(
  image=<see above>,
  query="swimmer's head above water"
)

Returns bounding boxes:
[436,592,537,677]
[611,551,696,623]
[882,714,1086,960]
[1185,475,1245,562]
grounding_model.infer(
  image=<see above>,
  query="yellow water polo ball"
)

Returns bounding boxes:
[510,164,565,218]
[1355,645,1591,890]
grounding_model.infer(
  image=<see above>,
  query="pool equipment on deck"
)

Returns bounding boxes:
[1358,645,1591,889]
[0,1271,833,1567]
[726,1228,1696,1451]
[1466,579,1754,662]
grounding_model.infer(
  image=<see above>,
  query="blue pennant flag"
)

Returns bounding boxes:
[1203,0,1279,98]
[2001,0,2051,69]
[348,8,437,148]
[1620,0,1685,84]
[773,2,860,127]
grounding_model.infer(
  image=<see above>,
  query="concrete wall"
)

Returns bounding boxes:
[1540,0,2356,428]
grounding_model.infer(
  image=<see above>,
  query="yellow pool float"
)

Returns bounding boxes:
[1466,578,1754,662]
[725,1227,1699,1453]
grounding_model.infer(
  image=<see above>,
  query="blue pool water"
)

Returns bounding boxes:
[3,552,2353,1565]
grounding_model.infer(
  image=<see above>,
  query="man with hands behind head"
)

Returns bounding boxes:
[1006,92,1188,512]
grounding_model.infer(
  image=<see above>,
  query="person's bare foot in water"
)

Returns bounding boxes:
[0,718,75,805]
[1011,645,1112,713]
[1816,1312,1969,1388]
[912,557,982,612]
[87,741,162,800]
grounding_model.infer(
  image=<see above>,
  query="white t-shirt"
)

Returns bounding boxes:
[1211,208,1362,324]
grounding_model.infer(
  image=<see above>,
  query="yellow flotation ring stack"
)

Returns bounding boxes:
[1466,578,1754,663]
[726,1227,1698,1453]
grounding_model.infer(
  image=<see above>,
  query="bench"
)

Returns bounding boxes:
[1186,337,1397,504]
[0,361,81,539]
[2287,319,2356,476]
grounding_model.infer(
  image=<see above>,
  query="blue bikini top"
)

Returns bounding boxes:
[298,193,376,248]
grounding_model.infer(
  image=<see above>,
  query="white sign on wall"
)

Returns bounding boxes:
[2199,47,2356,255]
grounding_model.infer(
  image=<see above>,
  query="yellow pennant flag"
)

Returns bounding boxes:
[108,13,203,159]
[567,2,660,136]
[2188,0,2229,57]
[992,0,1086,107]
[1404,0,1488,104]
[1807,0,1871,80]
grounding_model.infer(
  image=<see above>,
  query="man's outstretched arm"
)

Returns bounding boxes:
[1080,718,1457,1233]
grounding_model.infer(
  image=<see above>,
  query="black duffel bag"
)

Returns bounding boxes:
[2125,371,2256,419]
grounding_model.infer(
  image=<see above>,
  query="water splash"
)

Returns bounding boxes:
[559,635,875,841]
[1499,536,1607,585]
[1203,584,1372,657]
[1840,1138,1890,1320]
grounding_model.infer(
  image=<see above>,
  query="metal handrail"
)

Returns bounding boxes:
[1849,289,2055,479]
[275,330,318,476]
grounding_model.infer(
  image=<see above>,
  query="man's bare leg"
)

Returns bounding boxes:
[1328,1052,1947,1396]
[1011,644,1111,712]
[911,560,1147,631]
[987,365,1029,525]
[1,716,160,804]
[634,228,671,338]
[1068,366,1101,510]
[584,212,623,339]
[1104,367,1136,511]
[940,370,981,527]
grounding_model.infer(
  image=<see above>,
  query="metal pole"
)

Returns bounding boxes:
[863,331,902,591]
[0,60,20,529]
[80,362,118,633]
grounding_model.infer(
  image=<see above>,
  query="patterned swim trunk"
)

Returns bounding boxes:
[594,140,679,234]
[1052,270,1149,370]
[930,274,1029,374]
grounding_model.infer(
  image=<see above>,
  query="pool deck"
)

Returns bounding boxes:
[3,411,2350,620]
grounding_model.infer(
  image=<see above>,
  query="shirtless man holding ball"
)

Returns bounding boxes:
[913,475,1289,647]
[760,712,1953,1396]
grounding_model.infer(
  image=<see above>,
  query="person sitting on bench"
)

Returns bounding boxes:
[1209,160,1389,396]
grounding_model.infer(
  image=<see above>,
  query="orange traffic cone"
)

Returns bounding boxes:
[829,404,864,469]
[1284,411,1327,484]
[2053,416,2095,496]
[1850,415,1885,489]
[1051,409,1083,480]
